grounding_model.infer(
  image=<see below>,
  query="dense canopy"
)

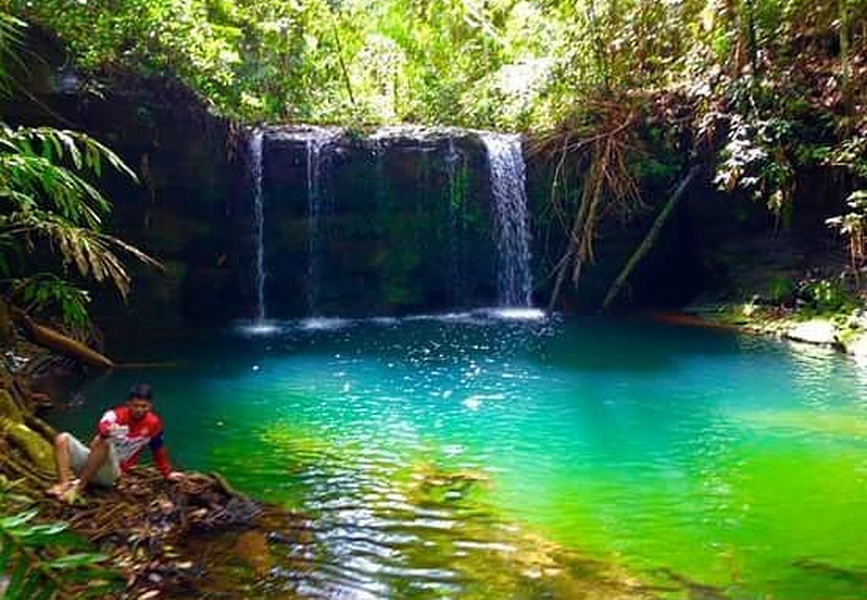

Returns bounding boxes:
[3,0,864,130]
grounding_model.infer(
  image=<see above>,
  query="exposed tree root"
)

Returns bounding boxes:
[35,466,300,598]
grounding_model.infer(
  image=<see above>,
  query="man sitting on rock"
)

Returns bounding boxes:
[48,383,184,503]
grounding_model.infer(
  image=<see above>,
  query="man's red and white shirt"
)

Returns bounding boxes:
[98,406,172,477]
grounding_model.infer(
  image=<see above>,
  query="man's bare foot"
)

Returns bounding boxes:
[46,480,75,498]
[59,480,83,505]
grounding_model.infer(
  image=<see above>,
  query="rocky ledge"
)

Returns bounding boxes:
[685,303,867,362]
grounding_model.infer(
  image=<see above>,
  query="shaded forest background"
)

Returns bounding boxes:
[3,0,863,131]
[0,0,865,322]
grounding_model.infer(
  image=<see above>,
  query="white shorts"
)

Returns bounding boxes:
[64,433,122,486]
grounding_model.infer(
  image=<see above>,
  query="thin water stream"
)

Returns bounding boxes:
[303,130,337,315]
[58,316,867,599]
[250,131,265,322]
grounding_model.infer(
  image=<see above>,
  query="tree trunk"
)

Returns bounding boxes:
[330,14,356,106]
[840,0,853,127]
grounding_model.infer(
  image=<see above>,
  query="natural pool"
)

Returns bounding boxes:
[55,314,867,599]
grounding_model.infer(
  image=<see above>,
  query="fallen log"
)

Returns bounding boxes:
[12,308,114,371]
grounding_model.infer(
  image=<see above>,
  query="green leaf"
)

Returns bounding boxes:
[17,522,68,540]
[48,552,109,570]
[6,555,37,599]
[0,509,38,529]
[32,586,55,600]
[0,538,13,573]
[17,565,46,600]
[61,566,120,580]
[41,530,90,549]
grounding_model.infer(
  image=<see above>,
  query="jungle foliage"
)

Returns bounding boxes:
[0,13,159,334]
[1,0,865,302]
[0,476,122,599]
[0,0,860,128]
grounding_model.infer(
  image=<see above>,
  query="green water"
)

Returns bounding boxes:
[55,315,867,599]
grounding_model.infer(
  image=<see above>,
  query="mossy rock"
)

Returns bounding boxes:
[0,389,23,422]
[0,416,55,476]
[844,331,867,360]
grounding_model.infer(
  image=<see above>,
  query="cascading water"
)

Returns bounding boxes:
[300,129,337,314]
[250,130,266,322]
[480,132,533,307]
[445,136,467,305]
[245,126,535,320]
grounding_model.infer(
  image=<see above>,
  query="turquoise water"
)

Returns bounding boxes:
[55,315,867,599]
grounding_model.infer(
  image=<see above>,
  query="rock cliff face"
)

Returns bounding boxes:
[3,32,741,327]
[241,126,497,319]
[4,72,706,324]
[3,30,243,327]
[141,120,705,322]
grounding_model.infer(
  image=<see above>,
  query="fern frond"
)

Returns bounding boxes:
[2,211,162,298]
[6,126,138,182]
[0,153,108,227]
[0,13,27,97]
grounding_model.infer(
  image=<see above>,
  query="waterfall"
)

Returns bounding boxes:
[445,136,466,305]
[480,132,532,307]
[244,126,536,319]
[250,130,266,322]
[302,129,337,314]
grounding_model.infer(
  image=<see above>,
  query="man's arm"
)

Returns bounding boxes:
[97,409,120,437]
[149,431,183,480]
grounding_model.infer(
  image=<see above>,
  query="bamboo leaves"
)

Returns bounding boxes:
[9,275,91,334]
[0,124,159,304]
[2,209,161,298]
[0,478,122,599]
[0,126,138,227]
[0,16,159,331]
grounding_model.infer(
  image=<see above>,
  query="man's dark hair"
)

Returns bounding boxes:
[128,383,153,401]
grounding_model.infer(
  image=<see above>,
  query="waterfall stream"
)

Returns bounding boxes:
[480,132,533,307]
[303,130,337,314]
[445,136,464,305]
[248,127,533,317]
[250,130,266,322]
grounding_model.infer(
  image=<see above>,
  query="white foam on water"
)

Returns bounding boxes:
[236,321,281,336]
[300,317,352,331]
[403,312,465,321]
[484,307,547,321]
[233,308,547,337]
[371,316,400,325]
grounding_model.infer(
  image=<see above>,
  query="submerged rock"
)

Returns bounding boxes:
[232,530,272,576]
